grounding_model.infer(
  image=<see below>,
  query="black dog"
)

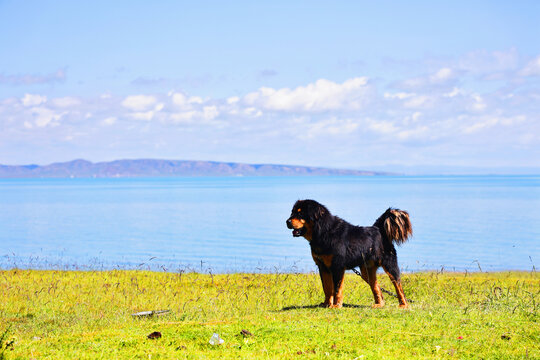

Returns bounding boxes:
[286,199,412,308]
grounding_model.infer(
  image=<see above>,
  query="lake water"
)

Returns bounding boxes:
[0,176,538,273]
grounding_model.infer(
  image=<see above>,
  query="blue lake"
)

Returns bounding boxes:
[0,176,538,273]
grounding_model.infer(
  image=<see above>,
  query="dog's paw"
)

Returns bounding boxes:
[329,303,343,309]
[371,302,385,308]
[398,304,409,309]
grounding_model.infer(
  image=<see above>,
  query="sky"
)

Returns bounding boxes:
[1,0,539,173]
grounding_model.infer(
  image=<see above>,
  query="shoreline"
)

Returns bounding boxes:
[1,268,537,275]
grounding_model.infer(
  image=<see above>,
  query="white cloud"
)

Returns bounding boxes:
[227,96,240,104]
[171,93,204,108]
[463,117,499,134]
[469,94,487,112]
[367,119,399,134]
[430,67,454,83]
[399,77,425,89]
[121,95,157,111]
[384,92,415,100]
[444,87,462,98]
[121,96,164,121]
[101,117,117,126]
[243,107,262,117]
[403,112,422,125]
[398,67,457,90]
[403,95,429,109]
[458,48,519,74]
[169,105,220,123]
[462,115,527,134]
[306,117,359,137]
[163,93,219,123]
[22,94,47,107]
[170,111,197,123]
[51,97,81,107]
[30,107,64,127]
[171,92,188,106]
[519,55,540,76]
[129,111,155,121]
[202,106,219,120]
[189,96,203,104]
[397,125,429,140]
[243,77,371,112]
[500,115,526,126]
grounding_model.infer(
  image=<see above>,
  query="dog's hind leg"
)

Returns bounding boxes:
[359,265,370,284]
[366,265,385,308]
[382,255,408,308]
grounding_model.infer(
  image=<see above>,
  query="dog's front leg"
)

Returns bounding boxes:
[329,268,345,308]
[317,265,334,307]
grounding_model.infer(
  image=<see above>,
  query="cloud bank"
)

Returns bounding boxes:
[1,49,539,169]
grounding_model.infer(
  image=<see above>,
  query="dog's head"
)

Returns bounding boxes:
[286,199,329,240]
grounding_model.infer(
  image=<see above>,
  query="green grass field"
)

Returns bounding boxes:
[1,269,538,359]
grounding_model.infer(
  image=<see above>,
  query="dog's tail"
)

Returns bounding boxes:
[373,208,412,245]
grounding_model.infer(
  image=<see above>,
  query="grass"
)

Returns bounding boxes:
[0,269,538,359]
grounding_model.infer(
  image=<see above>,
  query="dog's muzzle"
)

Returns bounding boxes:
[287,218,305,237]
[292,228,305,237]
[286,218,293,229]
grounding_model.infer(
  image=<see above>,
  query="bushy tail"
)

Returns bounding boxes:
[373,208,412,245]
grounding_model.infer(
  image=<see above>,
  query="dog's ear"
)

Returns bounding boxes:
[308,202,332,235]
[313,205,326,221]
[307,202,327,222]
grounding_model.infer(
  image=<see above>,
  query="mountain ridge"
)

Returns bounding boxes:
[0,159,390,178]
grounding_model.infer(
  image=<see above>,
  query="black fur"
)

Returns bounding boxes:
[286,199,412,308]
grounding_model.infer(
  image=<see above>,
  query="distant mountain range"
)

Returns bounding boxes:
[0,159,389,178]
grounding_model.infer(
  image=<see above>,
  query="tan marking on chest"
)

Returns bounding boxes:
[311,252,333,268]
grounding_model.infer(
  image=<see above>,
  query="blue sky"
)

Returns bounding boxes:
[1,1,539,173]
